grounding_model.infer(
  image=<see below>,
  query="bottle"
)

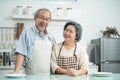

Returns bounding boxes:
[5,52,11,66]
[3,52,6,66]
[0,53,3,66]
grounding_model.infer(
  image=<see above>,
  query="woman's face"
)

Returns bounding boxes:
[63,25,76,42]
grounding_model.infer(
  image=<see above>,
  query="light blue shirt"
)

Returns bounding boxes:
[16,25,56,67]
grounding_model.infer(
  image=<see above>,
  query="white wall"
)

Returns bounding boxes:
[83,0,120,44]
[0,0,120,44]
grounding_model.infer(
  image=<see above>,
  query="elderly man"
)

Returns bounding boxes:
[12,8,55,75]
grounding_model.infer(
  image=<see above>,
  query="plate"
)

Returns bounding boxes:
[5,74,26,78]
[92,72,113,77]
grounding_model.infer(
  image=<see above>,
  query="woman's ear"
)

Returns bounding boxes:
[34,16,37,20]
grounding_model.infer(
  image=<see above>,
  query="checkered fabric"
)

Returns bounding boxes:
[57,56,79,70]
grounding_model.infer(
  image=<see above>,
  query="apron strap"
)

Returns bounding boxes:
[58,42,64,56]
[74,42,77,60]
[58,41,77,58]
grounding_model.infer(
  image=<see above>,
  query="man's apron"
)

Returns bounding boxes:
[25,36,52,75]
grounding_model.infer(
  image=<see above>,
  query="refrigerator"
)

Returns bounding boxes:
[90,38,120,73]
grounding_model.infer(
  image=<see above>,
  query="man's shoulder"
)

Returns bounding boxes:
[24,26,34,30]
[23,26,34,33]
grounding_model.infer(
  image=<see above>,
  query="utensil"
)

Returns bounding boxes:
[8,29,13,49]
[1,29,5,49]
[0,30,4,49]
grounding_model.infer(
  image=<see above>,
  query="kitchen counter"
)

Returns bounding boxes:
[0,65,24,74]
[0,64,98,75]
[0,74,120,80]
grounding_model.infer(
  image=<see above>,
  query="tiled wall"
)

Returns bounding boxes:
[0,21,69,49]
[48,21,68,43]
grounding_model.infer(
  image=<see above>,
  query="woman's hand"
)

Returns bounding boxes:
[69,69,80,76]
[68,68,88,76]
[65,69,79,76]
[65,69,73,75]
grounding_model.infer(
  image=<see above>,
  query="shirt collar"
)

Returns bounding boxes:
[34,26,49,35]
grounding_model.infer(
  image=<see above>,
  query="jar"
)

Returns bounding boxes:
[26,6,32,15]
[66,7,72,17]
[57,7,62,16]
[16,6,23,15]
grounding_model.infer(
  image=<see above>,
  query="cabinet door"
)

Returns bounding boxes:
[101,63,120,73]
[102,38,120,60]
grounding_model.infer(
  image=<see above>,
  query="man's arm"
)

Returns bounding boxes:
[12,53,24,73]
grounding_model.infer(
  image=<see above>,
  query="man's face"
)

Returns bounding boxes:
[34,10,51,32]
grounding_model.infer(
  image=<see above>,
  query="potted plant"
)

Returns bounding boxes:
[101,26,120,38]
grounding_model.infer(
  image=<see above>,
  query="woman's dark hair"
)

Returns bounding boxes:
[63,21,82,42]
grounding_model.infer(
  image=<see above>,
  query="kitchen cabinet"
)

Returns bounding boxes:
[12,15,74,21]
[91,38,120,73]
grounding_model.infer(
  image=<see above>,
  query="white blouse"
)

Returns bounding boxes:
[50,42,89,73]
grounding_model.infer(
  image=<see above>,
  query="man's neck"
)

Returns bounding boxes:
[36,26,46,36]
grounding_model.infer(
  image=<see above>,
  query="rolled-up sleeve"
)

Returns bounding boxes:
[16,29,27,56]
[50,45,59,73]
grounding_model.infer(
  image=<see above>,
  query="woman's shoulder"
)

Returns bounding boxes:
[53,42,63,48]
[54,42,62,46]
[76,41,87,49]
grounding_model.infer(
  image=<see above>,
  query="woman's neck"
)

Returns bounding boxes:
[63,41,75,50]
[64,41,75,46]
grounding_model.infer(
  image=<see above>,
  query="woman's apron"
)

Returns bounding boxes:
[25,34,52,75]
[57,42,79,70]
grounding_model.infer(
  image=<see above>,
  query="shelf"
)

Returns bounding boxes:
[12,15,33,20]
[12,15,74,21]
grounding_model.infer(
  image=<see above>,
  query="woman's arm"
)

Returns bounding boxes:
[55,67,67,74]
[77,46,89,75]
[69,68,88,76]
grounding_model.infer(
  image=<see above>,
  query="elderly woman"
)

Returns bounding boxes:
[51,21,89,76]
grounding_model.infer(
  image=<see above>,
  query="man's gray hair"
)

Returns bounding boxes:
[34,8,51,18]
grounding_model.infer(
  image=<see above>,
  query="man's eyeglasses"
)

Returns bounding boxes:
[37,15,51,22]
